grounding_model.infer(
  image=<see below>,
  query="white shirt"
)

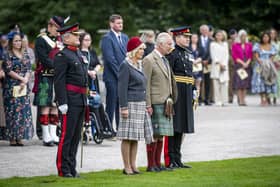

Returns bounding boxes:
[111,29,122,44]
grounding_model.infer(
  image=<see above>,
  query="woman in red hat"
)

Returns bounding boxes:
[117,37,153,175]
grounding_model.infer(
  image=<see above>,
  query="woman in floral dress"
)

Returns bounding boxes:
[3,32,33,146]
[251,31,277,106]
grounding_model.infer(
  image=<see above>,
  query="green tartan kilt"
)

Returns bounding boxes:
[151,104,174,136]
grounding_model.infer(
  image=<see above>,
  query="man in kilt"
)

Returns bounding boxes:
[165,26,195,169]
[33,16,67,146]
[143,32,177,172]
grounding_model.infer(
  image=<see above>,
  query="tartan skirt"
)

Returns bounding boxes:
[151,104,174,136]
[117,101,153,143]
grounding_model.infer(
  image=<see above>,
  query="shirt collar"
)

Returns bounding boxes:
[111,29,121,38]
[154,49,163,58]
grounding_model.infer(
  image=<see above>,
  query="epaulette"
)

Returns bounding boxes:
[37,32,47,38]
[169,48,175,53]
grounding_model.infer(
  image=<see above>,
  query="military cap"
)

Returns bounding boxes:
[48,16,66,28]
[170,26,192,36]
[57,23,83,35]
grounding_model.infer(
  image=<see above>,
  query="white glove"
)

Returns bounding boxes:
[193,90,198,100]
[58,104,68,114]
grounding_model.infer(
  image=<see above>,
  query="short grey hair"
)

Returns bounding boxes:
[61,33,71,42]
[200,24,209,32]
[156,32,172,47]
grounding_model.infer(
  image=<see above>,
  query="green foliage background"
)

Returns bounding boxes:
[0,0,279,43]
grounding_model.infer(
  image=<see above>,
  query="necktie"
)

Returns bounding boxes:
[203,37,207,48]
[118,35,122,45]
[162,57,169,70]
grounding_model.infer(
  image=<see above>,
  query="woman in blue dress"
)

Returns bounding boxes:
[2,32,33,146]
[251,31,277,106]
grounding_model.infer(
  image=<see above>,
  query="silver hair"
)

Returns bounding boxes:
[156,32,172,47]
[61,33,71,42]
[199,24,209,32]
[237,29,248,43]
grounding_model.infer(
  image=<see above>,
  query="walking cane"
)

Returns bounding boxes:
[81,105,90,168]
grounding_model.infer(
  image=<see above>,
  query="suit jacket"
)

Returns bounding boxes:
[101,30,129,82]
[198,36,212,63]
[142,50,177,106]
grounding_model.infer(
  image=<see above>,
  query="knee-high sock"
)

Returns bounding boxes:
[164,136,170,167]
[146,142,156,168]
[155,140,163,167]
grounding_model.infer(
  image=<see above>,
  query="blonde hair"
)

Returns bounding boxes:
[214,30,226,42]
[127,43,146,59]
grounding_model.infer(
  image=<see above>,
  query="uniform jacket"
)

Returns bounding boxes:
[143,50,177,106]
[166,45,193,77]
[101,30,129,82]
[54,47,88,107]
[35,34,56,69]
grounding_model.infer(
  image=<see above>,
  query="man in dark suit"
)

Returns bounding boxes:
[101,14,129,130]
[198,24,212,105]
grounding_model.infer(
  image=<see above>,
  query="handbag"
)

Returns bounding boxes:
[237,68,248,80]
[193,63,203,72]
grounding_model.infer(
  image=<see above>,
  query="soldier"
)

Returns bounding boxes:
[165,26,195,169]
[33,16,68,146]
[54,23,86,178]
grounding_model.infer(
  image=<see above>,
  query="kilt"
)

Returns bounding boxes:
[33,76,55,106]
[151,104,174,136]
[117,101,153,143]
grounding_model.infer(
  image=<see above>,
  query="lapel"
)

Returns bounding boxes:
[152,51,169,78]
[109,31,126,56]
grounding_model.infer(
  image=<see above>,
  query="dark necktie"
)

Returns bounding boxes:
[162,57,169,70]
[118,35,122,45]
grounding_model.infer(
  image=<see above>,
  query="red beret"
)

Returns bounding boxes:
[127,37,143,52]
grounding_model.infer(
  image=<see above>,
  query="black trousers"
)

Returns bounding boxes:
[105,81,119,130]
[168,132,183,164]
[36,107,42,139]
[204,72,211,104]
[57,105,85,176]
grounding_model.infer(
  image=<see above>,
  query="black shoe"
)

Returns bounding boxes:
[63,173,73,178]
[158,166,173,171]
[132,169,141,174]
[16,142,24,146]
[176,162,192,168]
[168,162,179,169]
[122,169,135,175]
[43,141,54,147]
[146,167,161,172]
[73,173,80,178]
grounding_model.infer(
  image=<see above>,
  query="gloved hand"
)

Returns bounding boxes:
[58,104,68,114]
[193,90,198,100]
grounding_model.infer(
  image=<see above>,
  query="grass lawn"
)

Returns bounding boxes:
[1,156,279,187]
